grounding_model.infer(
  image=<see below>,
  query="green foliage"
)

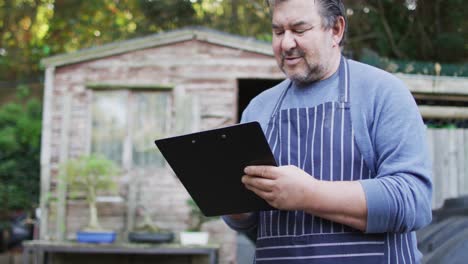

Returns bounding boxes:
[360,49,468,77]
[135,0,271,38]
[0,0,466,83]
[190,0,271,37]
[1,0,145,81]
[60,154,119,202]
[426,124,457,129]
[0,86,42,220]
[60,154,119,231]
[137,0,196,31]
[0,0,55,80]
[186,198,217,231]
[346,0,467,63]
[45,0,144,54]
[133,206,163,233]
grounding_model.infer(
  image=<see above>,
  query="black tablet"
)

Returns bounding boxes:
[154,121,276,216]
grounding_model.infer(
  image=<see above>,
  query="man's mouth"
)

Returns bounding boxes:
[283,56,303,66]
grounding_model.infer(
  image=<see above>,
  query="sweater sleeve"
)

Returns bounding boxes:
[222,213,258,232]
[359,77,433,234]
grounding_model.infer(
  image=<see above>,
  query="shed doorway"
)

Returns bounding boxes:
[237,78,283,122]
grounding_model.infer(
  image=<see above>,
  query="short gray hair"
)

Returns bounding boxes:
[266,0,347,46]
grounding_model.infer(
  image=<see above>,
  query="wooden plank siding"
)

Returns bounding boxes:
[428,129,468,208]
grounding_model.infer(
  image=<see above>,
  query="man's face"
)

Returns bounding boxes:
[271,0,337,84]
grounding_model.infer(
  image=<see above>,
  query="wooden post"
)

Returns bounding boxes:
[84,89,93,155]
[456,130,465,196]
[39,67,54,240]
[432,130,445,208]
[126,172,138,233]
[448,129,458,199]
[464,130,468,196]
[125,91,135,234]
[56,93,72,240]
[426,129,436,208]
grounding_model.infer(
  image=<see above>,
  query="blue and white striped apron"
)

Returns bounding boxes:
[255,57,415,263]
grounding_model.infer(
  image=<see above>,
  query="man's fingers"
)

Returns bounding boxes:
[242,175,273,192]
[244,165,277,179]
[244,184,274,201]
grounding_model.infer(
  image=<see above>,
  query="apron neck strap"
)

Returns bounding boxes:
[268,55,350,123]
[268,80,293,124]
[338,56,350,104]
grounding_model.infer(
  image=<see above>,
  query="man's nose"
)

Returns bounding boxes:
[281,31,297,51]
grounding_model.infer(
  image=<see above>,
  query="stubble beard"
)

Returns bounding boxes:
[280,51,326,86]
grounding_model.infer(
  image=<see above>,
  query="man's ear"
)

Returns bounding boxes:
[332,16,345,46]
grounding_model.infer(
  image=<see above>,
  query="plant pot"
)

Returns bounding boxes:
[128,231,174,243]
[76,230,116,244]
[180,231,209,246]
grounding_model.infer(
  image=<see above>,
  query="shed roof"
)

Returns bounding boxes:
[41,27,274,68]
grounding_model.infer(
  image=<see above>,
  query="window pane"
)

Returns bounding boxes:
[91,91,127,166]
[132,92,170,168]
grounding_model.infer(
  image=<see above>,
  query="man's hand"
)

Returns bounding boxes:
[242,165,316,211]
[242,165,368,231]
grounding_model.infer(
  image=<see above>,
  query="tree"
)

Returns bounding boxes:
[61,155,118,231]
[0,0,147,82]
[345,0,467,63]
[45,0,145,53]
[0,86,41,221]
[0,0,466,84]
[190,0,271,39]
[0,0,54,81]
[137,0,197,32]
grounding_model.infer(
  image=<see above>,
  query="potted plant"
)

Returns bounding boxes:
[180,199,217,246]
[61,154,119,243]
[128,206,174,243]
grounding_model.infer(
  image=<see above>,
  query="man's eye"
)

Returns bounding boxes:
[294,28,311,34]
[274,30,284,36]
[294,26,314,35]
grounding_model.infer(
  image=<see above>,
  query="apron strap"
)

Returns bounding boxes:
[268,80,293,125]
[268,55,350,123]
[338,56,350,105]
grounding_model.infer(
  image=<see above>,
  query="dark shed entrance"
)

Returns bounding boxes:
[237,78,283,122]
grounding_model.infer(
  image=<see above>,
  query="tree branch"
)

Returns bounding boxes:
[376,0,407,59]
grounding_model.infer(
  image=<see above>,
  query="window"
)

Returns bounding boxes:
[91,90,171,168]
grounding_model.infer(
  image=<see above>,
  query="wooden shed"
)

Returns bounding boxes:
[39,27,285,263]
[39,27,468,262]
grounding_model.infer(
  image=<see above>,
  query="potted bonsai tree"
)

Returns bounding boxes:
[61,154,119,243]
[128,205,174,243]
[180,199,217,245]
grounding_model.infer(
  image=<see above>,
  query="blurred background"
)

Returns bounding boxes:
[1,0,466,86]
[0,0,467,264]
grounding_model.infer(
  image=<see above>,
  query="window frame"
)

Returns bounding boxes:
[87,84,174,171]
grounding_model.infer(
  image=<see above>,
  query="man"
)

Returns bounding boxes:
[223,0,432,263]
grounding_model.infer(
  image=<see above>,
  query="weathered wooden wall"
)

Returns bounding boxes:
[0,253,21,264]
[427,129,468,208]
